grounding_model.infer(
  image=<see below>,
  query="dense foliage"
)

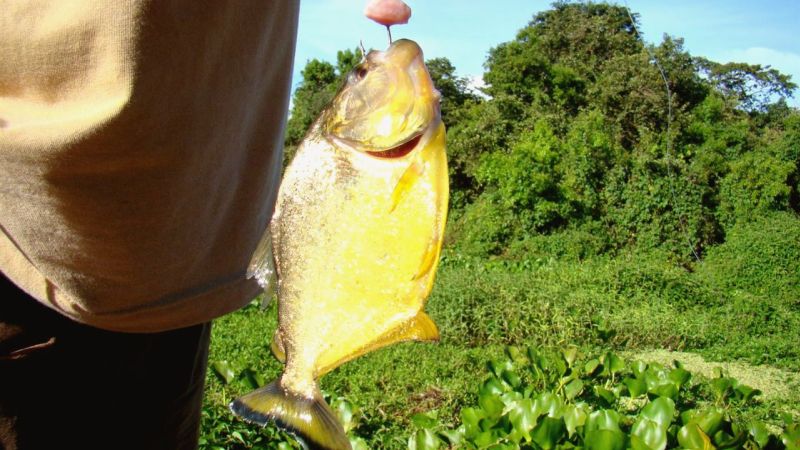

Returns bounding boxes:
[202,2,799,449]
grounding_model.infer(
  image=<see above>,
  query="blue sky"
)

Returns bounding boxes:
[293,0,800,107]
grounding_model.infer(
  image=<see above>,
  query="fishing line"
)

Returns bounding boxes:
[623,2,702,262]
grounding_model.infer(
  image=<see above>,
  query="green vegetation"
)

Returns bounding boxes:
[202,2,799,448]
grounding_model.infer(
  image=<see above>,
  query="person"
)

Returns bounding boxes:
[0,1,411,449]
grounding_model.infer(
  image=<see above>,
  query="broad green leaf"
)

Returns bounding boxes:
[594,385,616,405]
[631,418,668,450]
[586,410,621,432]
[563,403,588,437]
[782,425,800,450]
[585,358,601,376]
[408,429,442,450]
[473,430,496,447]
[533,392,563,418]
[585,429,626,450]
[565,378,584,400]
[693,409,724,436]
[480,376,508,397]
[461,407,485,438]
[639,397,675,429]
[602,352,625,375]
[632,360,648,377]
[333,398,359,432]
[648,382,679,400]
[668,368,691,388]
[508,399,537,442]
[678,423,715,450]
[624,377,648,397]
[563,346,579,368]
[239,368,265,390]
[479,392,505,419]
[532,417,566,449]
[710,378,733,401]
[438,429,464,446]
[411,412,439,429]
[349,437,369,450]
[733,383,761,403]
[502,369,522,388]
[211,360,236,385]
[489,358,514,378]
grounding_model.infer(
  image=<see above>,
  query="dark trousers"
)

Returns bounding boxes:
[0,274,211,450]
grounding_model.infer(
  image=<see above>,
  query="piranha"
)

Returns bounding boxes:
[230,39,448,449]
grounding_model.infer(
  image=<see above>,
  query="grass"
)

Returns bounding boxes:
[202,214,800,448]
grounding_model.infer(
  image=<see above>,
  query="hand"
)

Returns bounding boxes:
[364,0,411,27]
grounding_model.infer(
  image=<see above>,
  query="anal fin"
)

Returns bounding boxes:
[316,311,439,377]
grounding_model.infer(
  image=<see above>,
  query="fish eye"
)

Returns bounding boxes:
[354,65,369,81]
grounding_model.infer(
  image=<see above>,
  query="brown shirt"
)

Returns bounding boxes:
[0,1,299,332]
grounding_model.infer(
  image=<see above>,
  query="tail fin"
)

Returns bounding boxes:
[230,380,351,450]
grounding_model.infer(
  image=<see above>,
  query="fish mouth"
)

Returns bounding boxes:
[365,133,423,159]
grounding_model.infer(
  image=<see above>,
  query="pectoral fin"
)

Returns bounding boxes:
[247,230,277,302]
[389,159,425,213]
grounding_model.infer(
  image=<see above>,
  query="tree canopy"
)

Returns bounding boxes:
[284,1,799,263]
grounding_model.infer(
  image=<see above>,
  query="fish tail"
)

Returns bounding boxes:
[230,380,351,450]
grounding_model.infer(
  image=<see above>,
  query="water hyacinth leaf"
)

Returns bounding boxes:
[624,377,648,397]
[710,377,733,401]
[489,358,514,378]
[639,397,675,429]
[239,367,265,390]
[502,369,522,388]
[408,429,442,450]
[411,412,438,429]
[438,429,464,447]
[648,382,679,401]
[532,417,566,449]
[479,391,505,419]
[480,376,508,397]
[533,392,563,418]
[585,429,627,450]
[694,408,724,436]
[678,423,714,450]
[473,430,496,447]
[562,346,579,368]
[461,407,485,438]
[586,409,622,432]
[333,398,359,432]
[602,352,625,375]
[668,367,691,388]
[713,429,746,449]
[782,424,800,450]
[500,390,523,407]
[594,385,616,405]
[632,360,648,378]
[508,399,537,442]
[563,403,588,437]
[211,360,236,385]
[631,418,668,450]
[585,358,601,376]
[565,378,584,400]
[733,384,761,403]
[349,437,370,450]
